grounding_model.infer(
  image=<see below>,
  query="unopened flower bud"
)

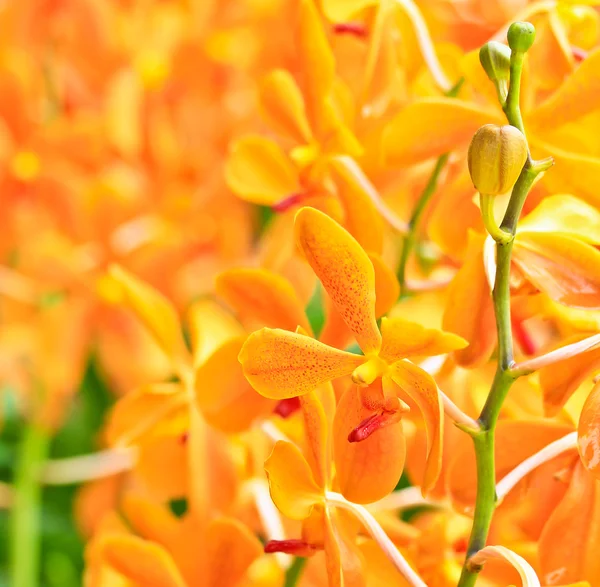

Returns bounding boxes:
[468,124,527,196]
[507,21,536,53]
[479,42,511,83]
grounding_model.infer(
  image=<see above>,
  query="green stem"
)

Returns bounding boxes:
[502,51,525,136]
[10,423,49,587]
[479,194,511,244]
[397,153,449,290]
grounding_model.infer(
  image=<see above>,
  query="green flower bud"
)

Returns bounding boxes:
[479,42,511,83]
[468,124,528,196]
[507,21,536,53]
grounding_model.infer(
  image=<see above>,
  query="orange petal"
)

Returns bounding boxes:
[259,70,312,144]
[108,265,188,366]
[300,387,335,488]
[195,337,275,433]
[225,135,299,206]
[206,518,263,587]
[295,207,381,354]
[383,99,503,166]
[448,419,575,510]
[379,317,467,363]
[101,534,187,587]
[333,385,406,503]
[389,362,443,494]
[322,0,376,21]
[370,254,400,319]
[186,299,244,368]
[297,0,335,132]
[442,232,496,367]
[539,336,600,416]
[216,268,311,333]
[265,440,323,520]
[106,383,186,446]
[239,328,363,399]
[518,194,600,244]
[539,461,600,586]
[528,47,600,130]
[578,381,600,479]
[328,156,385,255]
[513,233,600,309]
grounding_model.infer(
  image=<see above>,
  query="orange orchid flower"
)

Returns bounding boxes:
[240,207,466,497]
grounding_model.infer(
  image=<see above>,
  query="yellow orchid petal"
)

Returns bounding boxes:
[513,233,600,309]
[333,385,406,504]
[206,518,263,587]
[101,534,187,587]
[265,440,323,520]
[528,47,600,130]
[328,156,385,255]
[298,0,335,132]
[539,462,600,586]
[378,317,467,363]
[383,98,503,166]
[239,328,364,399]
[295,206,381,354]
[519,195,600,244]
[389,362,443,494]
[259,70,312,144]
[187,299,245,368]
[442,232,496,368]
[539,338,600,416]
[370,254,400,319]
[225,135,299,206]
[216,268,311,333]
[195,337,275,433]
[107,265,188,366]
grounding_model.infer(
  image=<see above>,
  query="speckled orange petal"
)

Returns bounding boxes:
[106,382,186,446]
[388,363,443,494]
[448,419,575,511]
[216,268,311,333]
[528,47,600,130]
[379,317,467,363]
[333,385,406,504]
[225,135,299,206]
[518,195,600,244]
[513,233,600,309]
[239,328,363,399]
[295,207,381,354]
[539,337,600,416]
[187,299,245,368]
[101,534,187,587]
[383,99,503,166]
[539,461,600,586]
[265,440,323,520]
[195,337,275,433]
[442,232,496,368]
[206,518,263,587]
[108,265,188,366]
[328,156,385,255]
[259,70,312,144]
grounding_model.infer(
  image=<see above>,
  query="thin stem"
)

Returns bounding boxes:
[480,194,512,244]
[496,432,577,502]
[441,390,480,432]
[326,491,427,587]
[367,486,444,513]
[397,78,463,290]
[468,546,541,586]
[10,423,50,587]
[502,51,526,136]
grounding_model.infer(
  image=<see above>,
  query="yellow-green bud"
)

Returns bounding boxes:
[507,21,536,53]
[468,124,528,196]
[479,42,511,83]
